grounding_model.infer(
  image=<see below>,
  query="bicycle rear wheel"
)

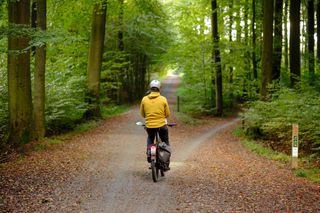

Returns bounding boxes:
[151,161,159,182]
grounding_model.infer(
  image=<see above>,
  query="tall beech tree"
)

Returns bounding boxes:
[307,0,315,79]
[284,0,289,72]
[272,0,283,81]
[33,0,47,139]
[8,0,32,146]
[86,0,107,119]
[116,0,126,104]
[317,0,320,62]
[252,0,257,79]
[229,0,233,83]
[290,0,301,87]
[211,0,223,116]
[261,0,274,99]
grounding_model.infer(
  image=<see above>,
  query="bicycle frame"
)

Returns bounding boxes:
[150,130,160,161]
[136,122,175,182]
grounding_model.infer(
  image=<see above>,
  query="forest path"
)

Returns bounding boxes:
[0,75,319,212]
[50,75,242,213]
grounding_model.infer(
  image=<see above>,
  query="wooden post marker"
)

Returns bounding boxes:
[291,124,299,169]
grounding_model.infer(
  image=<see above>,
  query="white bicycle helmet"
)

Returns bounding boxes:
[149,80,161,89]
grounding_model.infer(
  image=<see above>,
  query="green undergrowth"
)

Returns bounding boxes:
[175,111,206,125]
[241,139,291,162]
[101,105,129,119]
[294,168,320,183]
[34,138,63,151]
[234,127,320,184]
[32,105,129,152]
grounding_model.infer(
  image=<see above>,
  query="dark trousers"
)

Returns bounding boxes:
[146,125,169,153]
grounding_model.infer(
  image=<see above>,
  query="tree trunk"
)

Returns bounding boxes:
[117,0,126,104]
[229,0,233,83]
[33,0,46,140]
[86,1,107,119]
[8,0,32,146]
[261,0,274,99]
[317,0,320,63]
[272,0,283,81]
[290,0,301,87]
[252,0,257,79]
[307,0,315,79]
[236,1,242,43]
[302,7,308,71]
[212,0,223,116]
[284,0,289,73]
[244,0,249,45]
[118,0,124,52]
[244,0,251,82]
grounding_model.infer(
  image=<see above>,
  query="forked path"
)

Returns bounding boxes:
[51,76,242,212]
[0,75,319,212]
[53,108,241,213]
[53,75,319,212]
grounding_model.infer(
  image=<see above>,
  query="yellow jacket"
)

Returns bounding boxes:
[140,92,170,128]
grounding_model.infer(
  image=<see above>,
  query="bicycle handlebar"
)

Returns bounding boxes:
[136,121,176,127]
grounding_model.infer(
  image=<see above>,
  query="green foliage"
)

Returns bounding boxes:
[33,138,63,151]
[45,36,89,134]
[0,3,7,144]
[73,121,98,133]
[163,0,261,115]
[294,168,320,183]
[46,138,63,145]
[242,86,320,156]
[101,105,128,119]
[176,82,212,115]
[123,0,173,62]
[45,73,88,134]
[294,169,307,177]
[175,112,204,125]
[0,67,8,145]
[242,139,291,162]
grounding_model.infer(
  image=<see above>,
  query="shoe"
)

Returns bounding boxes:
[164,167,170,172]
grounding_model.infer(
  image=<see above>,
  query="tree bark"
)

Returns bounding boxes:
[284,0,289,73]
[244,0,249,45]
[290,0,301,87]
[33,0,46,140]
[229,0,233,83]
[236,1,242,43]
[244,0,251,82]
[211,0,223,116]
[317,0,320,63]
[8,0,32,146]
[272,0,283,81]
[252,0,257,79]
[86,1,107,119]
[307,0,315,79]
[118,0,124,52]
[117,0,126,104]
[261,0,274,99]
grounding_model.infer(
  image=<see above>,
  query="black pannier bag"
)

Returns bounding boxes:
[158,142,171,170]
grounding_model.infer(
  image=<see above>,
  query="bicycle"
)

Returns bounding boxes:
[136,121,176,182]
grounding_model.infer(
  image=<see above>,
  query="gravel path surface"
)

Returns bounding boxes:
[0,75,319,212]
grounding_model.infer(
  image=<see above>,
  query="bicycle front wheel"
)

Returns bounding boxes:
[151,161,159,182]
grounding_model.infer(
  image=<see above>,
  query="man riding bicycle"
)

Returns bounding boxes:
[140,80,171,166]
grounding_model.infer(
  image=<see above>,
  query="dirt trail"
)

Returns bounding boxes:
[0,75,319,213]
[49,76,240,213]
